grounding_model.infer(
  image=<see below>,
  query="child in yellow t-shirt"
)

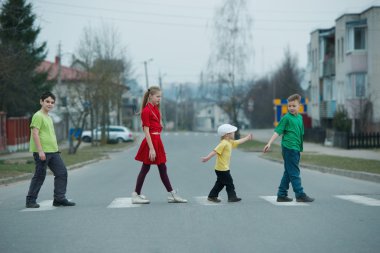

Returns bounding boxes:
[201,124,252,203]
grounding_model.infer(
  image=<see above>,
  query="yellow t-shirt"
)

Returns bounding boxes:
[214,139,239,171]
[29,110,59,153]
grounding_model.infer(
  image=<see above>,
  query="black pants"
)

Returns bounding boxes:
[208,170,237,199]
[26,152,68,203]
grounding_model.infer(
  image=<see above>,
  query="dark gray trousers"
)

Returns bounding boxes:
[26,152,68,203]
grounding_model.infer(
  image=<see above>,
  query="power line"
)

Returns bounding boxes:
[35,0,338,23]
[35,0,212,21]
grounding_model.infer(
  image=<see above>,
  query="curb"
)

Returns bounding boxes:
[261,156,380,184]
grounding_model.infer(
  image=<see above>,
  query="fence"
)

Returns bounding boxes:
[6,117,30,152]
[0,112,6,153]
[333,131,380,149]
[304,128,326,144]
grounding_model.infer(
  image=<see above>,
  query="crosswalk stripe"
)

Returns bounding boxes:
[107,197,141,208]
[335,195,380,206]
[21,200,57,212]
[260,196,310,206]
[194,196,224,206]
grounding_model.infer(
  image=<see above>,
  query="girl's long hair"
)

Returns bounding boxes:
[138,86,161,114]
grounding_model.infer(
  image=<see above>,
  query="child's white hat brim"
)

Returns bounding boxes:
[217,124,238,136]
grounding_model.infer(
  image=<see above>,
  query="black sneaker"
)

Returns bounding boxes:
[296,195,315,202]
[228,197,242,202]
[25,202,40,208]
[277,196,293,202]
[207,197,221,203]
[53,199,76,207]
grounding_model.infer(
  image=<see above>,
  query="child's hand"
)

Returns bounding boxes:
[248,133,253,140]
[263,144,270,153]
[201,157,209,163]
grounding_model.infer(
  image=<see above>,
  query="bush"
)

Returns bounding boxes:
[333,108,351,132]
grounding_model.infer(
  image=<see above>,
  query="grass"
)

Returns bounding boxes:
[0,142,135,179]
[239,140,380,175]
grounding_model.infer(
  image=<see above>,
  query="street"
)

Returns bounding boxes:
[1,132,379,253]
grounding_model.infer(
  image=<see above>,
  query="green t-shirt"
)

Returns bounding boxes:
[29,110,59,152]
[274,112,304,152]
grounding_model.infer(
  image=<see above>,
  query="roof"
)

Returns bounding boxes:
[36,60,88,82]
[335,5,380,21]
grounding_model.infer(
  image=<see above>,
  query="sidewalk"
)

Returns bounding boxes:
[243,129,380,161]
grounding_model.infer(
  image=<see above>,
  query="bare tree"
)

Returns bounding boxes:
[205,0,253,138]
[74,23,132,146]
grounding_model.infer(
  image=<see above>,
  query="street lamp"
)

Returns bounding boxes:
[143,58,153,89]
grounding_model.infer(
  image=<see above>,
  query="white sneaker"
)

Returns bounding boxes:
[131,192,150,204]
[168,190,187,203]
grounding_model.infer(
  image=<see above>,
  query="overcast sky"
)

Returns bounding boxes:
[32,0,379,87]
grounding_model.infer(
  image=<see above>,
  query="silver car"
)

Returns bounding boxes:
[81,125,133,143]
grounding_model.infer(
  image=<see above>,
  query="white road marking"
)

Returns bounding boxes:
[107,198,142,208]
[335,195,380,206]
[260,196,309,206]
[21,200,57,212]
[194,196,224,206]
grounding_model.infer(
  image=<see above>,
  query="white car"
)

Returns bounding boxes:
[81,125,133,143]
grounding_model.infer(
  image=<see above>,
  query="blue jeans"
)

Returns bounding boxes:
[26,152,68,203]
[277,147,305,198]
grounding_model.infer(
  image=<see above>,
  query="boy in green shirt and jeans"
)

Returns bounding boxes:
[25,92,75,208]
[263,94,314,203]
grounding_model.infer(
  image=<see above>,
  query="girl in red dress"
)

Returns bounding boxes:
[132,86,187,204]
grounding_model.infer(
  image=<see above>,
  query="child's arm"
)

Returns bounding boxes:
[143,126,156,161]
[201,150,217,163]
[263,132,279,153]
[32,128,46,161]
[236,133,253,144]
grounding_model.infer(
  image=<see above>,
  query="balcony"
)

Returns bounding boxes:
[320,100,336,118]
[345,51,367,73]
[322,57,335,77]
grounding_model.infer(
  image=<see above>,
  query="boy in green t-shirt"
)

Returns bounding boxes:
[263,94,314,203]
[25,92,75,208]
[202,124,252,203]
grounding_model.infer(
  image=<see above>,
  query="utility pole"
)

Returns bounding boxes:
[143,58,153,89]
[158,72,166,127]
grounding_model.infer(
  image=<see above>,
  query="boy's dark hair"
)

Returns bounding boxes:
[40,91,56,101]
[288,94,301,103]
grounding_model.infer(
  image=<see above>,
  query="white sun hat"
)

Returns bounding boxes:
[217,124,238,136]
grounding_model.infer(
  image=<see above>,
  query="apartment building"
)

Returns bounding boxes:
[307,6,380,132]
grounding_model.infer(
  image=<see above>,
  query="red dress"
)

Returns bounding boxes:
[135,103,166,165]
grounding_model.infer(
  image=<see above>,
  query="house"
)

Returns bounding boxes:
[194,100,250,132]
[36,57,90,140]
[307,6,380,132]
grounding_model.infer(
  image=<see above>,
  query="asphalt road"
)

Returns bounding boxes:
[1,132,379,253]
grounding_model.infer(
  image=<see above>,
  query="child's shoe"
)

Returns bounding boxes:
[296,194,314,202]
[228,197,242,202]
[207,197,221,203]
[168,190,187,203]
[131,192,150,204]
[277,196,293,202]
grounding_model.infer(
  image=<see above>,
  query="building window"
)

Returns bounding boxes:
[346,73,367,98]
[347,26,366,51]
[60,97,67,107]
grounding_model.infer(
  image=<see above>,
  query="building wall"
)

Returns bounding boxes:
[365,8,380,122]
[309,30,321,127]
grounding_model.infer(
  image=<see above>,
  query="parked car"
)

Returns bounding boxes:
[81,125,133,143]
